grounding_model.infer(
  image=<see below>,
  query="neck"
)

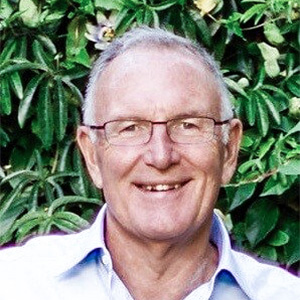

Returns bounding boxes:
[105,213,219,300]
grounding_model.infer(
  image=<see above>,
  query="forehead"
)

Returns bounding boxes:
[93,47,222,121]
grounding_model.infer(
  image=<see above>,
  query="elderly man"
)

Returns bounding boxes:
[0,27,299,300]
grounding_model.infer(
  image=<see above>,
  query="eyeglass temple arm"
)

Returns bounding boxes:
[84,124,105,130]
[214,119,231,126]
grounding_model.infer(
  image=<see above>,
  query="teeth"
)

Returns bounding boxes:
[143,184,181,191]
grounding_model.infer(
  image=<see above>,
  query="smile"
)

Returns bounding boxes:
[136,182,188,192]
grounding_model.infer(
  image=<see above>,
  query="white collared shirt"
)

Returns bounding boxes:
[0,204,299,300]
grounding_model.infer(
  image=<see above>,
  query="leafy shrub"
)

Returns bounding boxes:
[0,0,299,270]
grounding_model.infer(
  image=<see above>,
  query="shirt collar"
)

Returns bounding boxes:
[210,212,247,294]
[56,205,242,291]
[53,204,108,276]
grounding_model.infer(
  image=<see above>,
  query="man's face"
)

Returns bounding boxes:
[78,48,242,242]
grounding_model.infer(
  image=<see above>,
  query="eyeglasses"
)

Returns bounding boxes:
[84,117,230,146]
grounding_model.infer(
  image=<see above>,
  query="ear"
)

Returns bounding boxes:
[77,126,103,189]
[221,119,243,185]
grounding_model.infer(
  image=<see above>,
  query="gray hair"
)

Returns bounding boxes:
[83,26,233,143]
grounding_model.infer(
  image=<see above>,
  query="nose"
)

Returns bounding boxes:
[143,124,180,170]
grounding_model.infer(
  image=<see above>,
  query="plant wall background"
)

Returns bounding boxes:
[0,0,299,271]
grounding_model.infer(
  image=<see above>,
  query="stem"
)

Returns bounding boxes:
[51,147,59,174]
[207,13,220,23]
[224,167,278,187]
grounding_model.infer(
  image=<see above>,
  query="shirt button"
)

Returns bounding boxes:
[102,255,110,266]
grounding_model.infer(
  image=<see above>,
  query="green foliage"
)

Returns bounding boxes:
[0,0,299,270]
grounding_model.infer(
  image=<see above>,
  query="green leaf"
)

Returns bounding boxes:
[0,38,16,62]
[61,79,84,104]
[245,198,279,247]
[32,40,52,68]
[49,196,100,214]
[0,170,38,185]
[28,182,40,211]
[54,78,68,141]
[260,176,295,197]
[256,93,269,137]
[135,9,143,25]
[238,159,258,174]
[257,43,280,78]
[16,218,42,242]
[60,66,89,81]
[264,22,284,45]
[94,0,123,10]
[257,137,275,159]
[181,11,196,41]
[19,0,40,27]
[0,76,11,115]
[36,34,57,55]
[264,59,280,78]
[152,0,177,11]
[286,75,300,97]
[73,0,94,14]
[240,4,267,24]
[256,245,277,261]
[115,9,136,35]
[143,8,153,25]
[268,230,289,247]
[9,71,23,99]
[0,128,10,147]
[257,42,280,61]
[278,159,300,175]
[0,59,47,76]
[66,16,90,67]
[72,148,90,197]
[18,74,46,128]
[53,211,90,228]
[229,183,257,211]
[260,92,281,125]
[152,9,159,28]
[240,134,253,149]
[282,222,300,266]
[224,12,244,39]
[46,172,78,189]
[0,179,29,219]
[57,139,73,172]
[224,78,248,98]
[16,36,27,58]
[285,121,300,137]
[53,218,81,233]
[37,80,53,148]
[246,94,256,126]
[232,222,247,245]
[0,204,24,245]
[188,9,211,47]
[12,210,47,241]
[261,85,289,100]
[0,0,13,19]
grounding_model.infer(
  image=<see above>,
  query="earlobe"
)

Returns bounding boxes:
[76,126,103,189]
[221,119,243,184]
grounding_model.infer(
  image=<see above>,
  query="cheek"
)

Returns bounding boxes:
[97,147,140,185]
[185,142,224,171]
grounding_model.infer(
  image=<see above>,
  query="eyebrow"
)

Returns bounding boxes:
[101,110,215,122]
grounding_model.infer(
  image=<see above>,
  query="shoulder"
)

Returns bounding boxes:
[0,232,81,278]
[231,249,300,299]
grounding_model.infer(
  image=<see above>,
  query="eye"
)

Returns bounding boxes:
[116,121,148,137]
[121,124,137,132]
[182,122,199,130]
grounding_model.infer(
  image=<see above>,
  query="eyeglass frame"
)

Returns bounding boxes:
[83,116,231,146]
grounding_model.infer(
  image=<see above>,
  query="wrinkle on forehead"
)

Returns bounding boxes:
[93,47,222,121]
[97,47,216,91]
